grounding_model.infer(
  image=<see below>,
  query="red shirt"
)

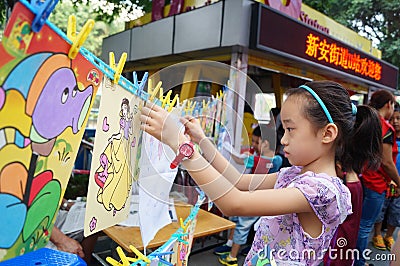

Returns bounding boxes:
[362,116,398,194]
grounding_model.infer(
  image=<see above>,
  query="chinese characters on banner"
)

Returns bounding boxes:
[305,33,382,81]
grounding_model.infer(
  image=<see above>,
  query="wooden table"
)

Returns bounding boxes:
[103,203,235,252]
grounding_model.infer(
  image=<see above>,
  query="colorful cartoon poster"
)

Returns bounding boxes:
[0,2,102,261]
[84,77,143,236]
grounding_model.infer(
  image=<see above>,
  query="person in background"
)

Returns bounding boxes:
[248,125,261,156]
[371,102,400,252]
[140,81,381,265]
[47,199,99,265]
[271,107,291,169]
[356,90,400,266]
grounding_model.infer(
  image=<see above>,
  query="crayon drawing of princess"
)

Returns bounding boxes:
[94,98,133,215]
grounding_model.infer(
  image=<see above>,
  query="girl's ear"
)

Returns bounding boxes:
[321,123,338,144]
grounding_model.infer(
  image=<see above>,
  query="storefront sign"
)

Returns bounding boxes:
[299,11,329,34]
[300,4,378,57]
[305,33,381,81]
[250,3,398,89]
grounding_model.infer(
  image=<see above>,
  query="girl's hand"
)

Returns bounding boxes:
[179,115,206,144]
[140,102,187,151]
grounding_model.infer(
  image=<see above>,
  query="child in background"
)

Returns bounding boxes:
[229,125,282,174]
[242,126,282,174]
[140,81,382,265]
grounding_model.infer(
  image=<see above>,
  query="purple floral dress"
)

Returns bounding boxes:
[244,166,352,266]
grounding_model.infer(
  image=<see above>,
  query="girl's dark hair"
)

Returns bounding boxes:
[394,102,400,113]
[121,98,130,112]
[252,125,261,137]
[369,90,395,110]
[260,124,277,151]
[287,81,382,173]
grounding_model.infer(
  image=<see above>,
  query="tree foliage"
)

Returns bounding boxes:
[303,0,400,87]
[0,0,146,56]
[49,1,126,56]
[0,0,147,27]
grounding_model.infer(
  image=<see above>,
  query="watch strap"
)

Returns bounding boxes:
[170,153,185,169]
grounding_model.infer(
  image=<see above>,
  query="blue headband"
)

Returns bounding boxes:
[351,103,357,115]
[299,85,334,123]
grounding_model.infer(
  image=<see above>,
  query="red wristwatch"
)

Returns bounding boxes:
[170,141,194,169]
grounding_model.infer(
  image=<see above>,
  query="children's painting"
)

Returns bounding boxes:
[138,129,178,247]
[0,1,102,261]
[171,215,198,266]
[84,77,143,236]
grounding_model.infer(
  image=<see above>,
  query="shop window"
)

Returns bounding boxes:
[195,81,212,97]
[254,93,276,122]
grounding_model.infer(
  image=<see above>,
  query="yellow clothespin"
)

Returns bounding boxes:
[154,87,164,103]
[184,100,192,114]
[106,256,123,266]
[129,245,151,263]
[162,90,172,108]
[67,15,76,40]
[106,246,140,266]
[159,86,164,101]
[180,217,189,232]
[190,101,196,113]
[202,99,209,110]
[109,52,127,84]
[149,81,162,102]
[117,246,131,266]
[168,94,179,112]
[67,15,94,59]
[180,99,187,113]
[148,79,153,95]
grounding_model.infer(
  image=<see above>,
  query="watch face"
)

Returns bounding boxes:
[180,143,194,157]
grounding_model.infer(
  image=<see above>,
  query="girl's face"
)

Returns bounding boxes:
[390,111,400,132]
[385,101,395,120]
[280,96,326,168]
[251,135,260,154]
[122,104,128,117]
[259,139,270,155]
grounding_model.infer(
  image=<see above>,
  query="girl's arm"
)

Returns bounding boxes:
[230,152,245,165]
[140,103,295,216]
[180,115,277,190]
[181,149,310,216]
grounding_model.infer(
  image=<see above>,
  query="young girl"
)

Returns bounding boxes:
[140,81,382,265]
